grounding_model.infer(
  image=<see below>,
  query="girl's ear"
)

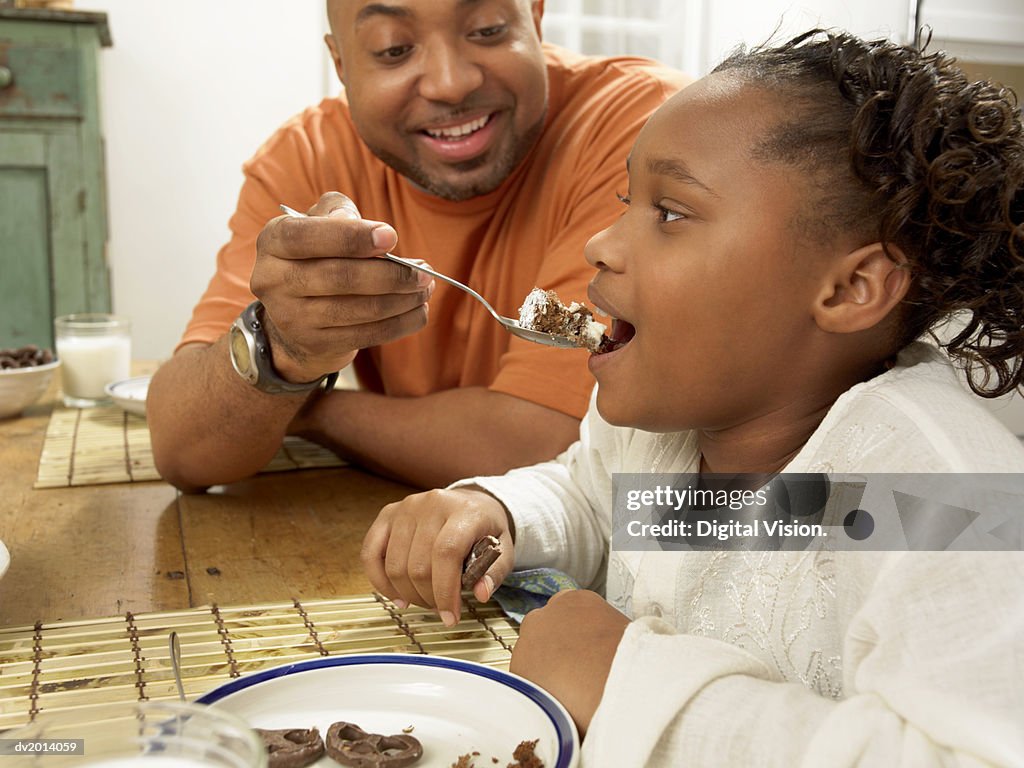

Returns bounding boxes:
[813,243,911,334]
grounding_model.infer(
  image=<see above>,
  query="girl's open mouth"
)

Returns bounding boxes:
[596,318,636,354]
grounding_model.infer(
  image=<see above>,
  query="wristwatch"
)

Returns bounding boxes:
[228,301,338,394]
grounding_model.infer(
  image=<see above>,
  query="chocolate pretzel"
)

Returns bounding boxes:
[0,345,53,370]
[461,536,502,590]
[325,721,423,768]
[256,727,325,768]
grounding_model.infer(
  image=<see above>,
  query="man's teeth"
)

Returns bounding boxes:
[425,115,489,139]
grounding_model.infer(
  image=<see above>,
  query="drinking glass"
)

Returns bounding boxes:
[0,700,266,768]
[54,314,132,407]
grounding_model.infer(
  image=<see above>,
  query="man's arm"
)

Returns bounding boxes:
[289,385,580,488]
[148,339,313,492]
[150,339,580,492]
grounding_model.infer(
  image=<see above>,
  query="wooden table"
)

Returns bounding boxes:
[0,364,415,627]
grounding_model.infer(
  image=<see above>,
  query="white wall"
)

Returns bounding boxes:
[92,0,334,359]
[543,0,912,78]
[702,0,910,74]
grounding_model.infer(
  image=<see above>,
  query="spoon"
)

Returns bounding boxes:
[169,631,186,702]
[279,205,580,349]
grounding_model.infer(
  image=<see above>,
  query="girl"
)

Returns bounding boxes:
[362,29,1024,766]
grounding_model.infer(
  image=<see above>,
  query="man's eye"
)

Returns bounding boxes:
[375,44,412,61]
[471,24,507,40]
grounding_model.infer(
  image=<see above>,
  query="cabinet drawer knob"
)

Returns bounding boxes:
[0,67,12,89]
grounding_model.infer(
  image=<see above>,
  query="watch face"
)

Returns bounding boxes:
[229,324,257,383]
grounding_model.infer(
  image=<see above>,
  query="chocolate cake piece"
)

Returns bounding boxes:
[462,536,502,590]
[517,288,607,352]
[256,727,325,768]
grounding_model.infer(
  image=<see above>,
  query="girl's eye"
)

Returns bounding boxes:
[655,204,686,223]
[617,194,685,223]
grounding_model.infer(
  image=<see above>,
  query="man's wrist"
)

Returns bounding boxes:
[228,301,336,395]
[258,309,316,384]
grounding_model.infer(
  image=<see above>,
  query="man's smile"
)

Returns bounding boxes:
[416,111,502,164]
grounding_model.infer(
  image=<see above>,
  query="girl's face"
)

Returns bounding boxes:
[585,74,839,433]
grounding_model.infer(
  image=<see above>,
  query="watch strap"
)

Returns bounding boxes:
[235,301,337,395]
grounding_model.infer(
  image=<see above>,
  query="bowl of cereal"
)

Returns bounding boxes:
[0,345,60,419]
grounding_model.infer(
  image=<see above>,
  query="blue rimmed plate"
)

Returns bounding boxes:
[197,654,579,768]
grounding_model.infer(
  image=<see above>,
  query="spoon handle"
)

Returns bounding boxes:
[168,631,187,702]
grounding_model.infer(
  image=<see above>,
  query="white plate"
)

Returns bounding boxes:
[197,654,578,768]
[0,539,8,581]
[104,375,151,416]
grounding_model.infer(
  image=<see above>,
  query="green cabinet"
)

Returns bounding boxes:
[0,8,111,349]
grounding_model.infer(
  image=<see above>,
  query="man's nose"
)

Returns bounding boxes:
[417,42,484,103]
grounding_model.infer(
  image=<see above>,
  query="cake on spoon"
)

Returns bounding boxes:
[517,288,608,352]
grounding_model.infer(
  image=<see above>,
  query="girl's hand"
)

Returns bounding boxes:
[361,487,514,626]
[510,590,630,735]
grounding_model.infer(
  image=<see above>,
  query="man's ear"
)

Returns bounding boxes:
[813,243,911,334]
[324,33,345,85]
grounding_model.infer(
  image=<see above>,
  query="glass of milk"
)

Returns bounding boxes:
[0,700,266,768]
[54,314,132,408]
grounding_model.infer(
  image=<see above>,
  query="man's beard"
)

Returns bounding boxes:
[369,110,546,202]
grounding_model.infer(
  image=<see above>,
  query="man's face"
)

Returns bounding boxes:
[326,0,549,201]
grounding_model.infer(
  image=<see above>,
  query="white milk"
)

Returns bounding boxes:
[56,334,131,400]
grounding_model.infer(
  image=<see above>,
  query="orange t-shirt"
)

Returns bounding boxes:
[180,45,687,419]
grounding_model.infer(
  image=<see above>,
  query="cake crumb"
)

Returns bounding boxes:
[451,755,475,768]
[402,725,415,734]
[506,739,543,768]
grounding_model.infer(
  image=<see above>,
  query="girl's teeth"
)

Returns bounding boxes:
[595,307,610,318]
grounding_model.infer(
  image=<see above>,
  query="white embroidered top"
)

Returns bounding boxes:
[461,343,1024,767]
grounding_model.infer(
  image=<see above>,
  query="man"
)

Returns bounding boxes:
[148,0,687,491]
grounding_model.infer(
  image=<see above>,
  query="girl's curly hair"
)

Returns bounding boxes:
[714,29,1024,397]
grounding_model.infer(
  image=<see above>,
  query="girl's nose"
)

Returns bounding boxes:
[584,221,627,272]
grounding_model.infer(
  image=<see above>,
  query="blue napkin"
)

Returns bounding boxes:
[491,568,580,623]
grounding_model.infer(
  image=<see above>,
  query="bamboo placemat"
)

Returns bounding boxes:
[0,594,516,729]
[35,406,345,488]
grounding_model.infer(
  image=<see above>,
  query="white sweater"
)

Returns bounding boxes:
[463,344,1024,767]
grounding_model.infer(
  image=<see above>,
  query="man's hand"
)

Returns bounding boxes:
[510,590,629,735]
[362,488,515,625]
[252,192,434,383]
